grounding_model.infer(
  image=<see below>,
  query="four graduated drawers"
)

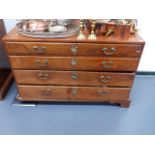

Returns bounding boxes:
[3,28,145,107]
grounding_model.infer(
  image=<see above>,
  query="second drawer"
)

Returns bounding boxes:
[14,70,135,87]
[10,56,139,71]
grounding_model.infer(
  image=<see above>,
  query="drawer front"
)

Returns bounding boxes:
[5,42,142,57]
[18,85,130,101]
[14,70,134,87]
[10,56,139,71]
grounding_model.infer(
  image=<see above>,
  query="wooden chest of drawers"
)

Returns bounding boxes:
[3,28,145,107]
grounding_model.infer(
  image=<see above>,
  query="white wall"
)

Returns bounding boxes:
[3,19,154,72]
[4,19,16,32]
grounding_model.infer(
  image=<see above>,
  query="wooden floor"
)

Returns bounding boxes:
[0,75,155,135]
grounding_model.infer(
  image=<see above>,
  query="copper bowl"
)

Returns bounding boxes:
[23,19,48,32]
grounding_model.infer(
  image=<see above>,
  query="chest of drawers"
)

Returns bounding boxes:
[3,28,145,107]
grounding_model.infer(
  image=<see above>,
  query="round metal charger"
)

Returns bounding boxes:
[16,23,80,38]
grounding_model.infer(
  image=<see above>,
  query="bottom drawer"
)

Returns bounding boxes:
[17,85,130,101]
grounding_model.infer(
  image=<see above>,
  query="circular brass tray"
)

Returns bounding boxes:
[16,23,80,38]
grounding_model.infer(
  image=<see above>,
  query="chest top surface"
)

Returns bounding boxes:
[3,28,145,45]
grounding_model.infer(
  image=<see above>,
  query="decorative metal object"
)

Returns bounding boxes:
[70,45,78,55]
[71,88,78,96]
[16,19,138,39]
[99,75,111,83]
[22,20,48,32]
[71,57,78,66]
[35,59,48,67]
[32,46,46,54]
[48,25,67,33]
[16,19,80,38]
[101,47,116,55]
[102,60,113,68]
[38,73,50,80]
[72,72,78,80]
[88,20,96,40]
[95,19,138,38]
[77,20,86,40]
[98,89,108,96]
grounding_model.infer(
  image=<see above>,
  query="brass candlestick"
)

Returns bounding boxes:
[88,20,96,40]
[77,20,86,40]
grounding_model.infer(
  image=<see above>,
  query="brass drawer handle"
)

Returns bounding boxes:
[71,57,77,66]
[72,72,78,80]
[99,75,111,83]
[71,88,77,96]
[102,61,113,68]
[40,88,52,96]
[36,59,48,67]
[38,73,50,80]
[32,46,46,54]
[102,47,116,55]
[70,45,78,55]
[111,47,116,52]
[98,89,108,96]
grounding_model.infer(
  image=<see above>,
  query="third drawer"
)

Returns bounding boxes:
[14,70,135,87]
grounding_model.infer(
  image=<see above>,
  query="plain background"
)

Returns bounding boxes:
[1,0,155,155]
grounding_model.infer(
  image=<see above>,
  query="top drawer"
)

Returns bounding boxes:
[5,42,142,58]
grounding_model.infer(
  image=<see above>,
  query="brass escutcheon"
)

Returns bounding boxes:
[71,88,77,96]
[71,57,77,66]
[98,89,108,96]
[70,45,78,55]
[72,72,78,80]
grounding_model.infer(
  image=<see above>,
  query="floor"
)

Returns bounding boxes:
[0,75,155,135]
